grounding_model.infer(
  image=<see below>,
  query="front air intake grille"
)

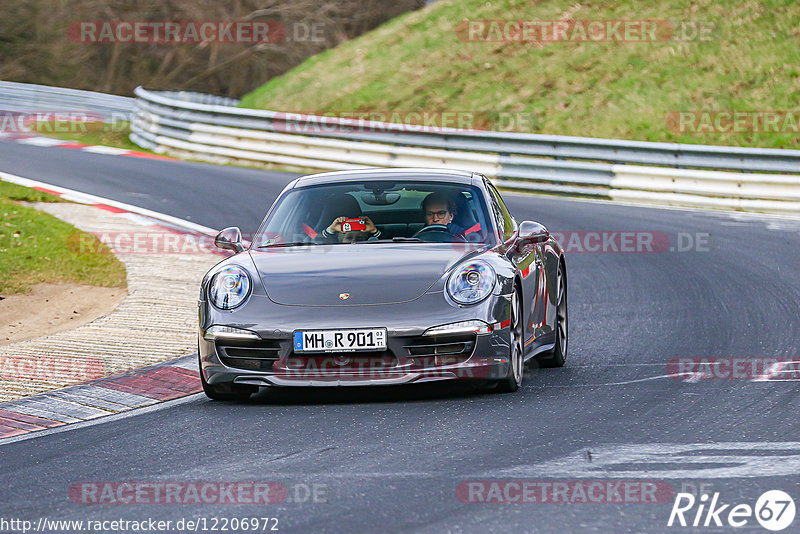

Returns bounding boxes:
[403,333,476,359]
[216,339,282,371]
[220,346,281,359]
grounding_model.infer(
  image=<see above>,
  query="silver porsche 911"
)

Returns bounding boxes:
[198,168,567,400]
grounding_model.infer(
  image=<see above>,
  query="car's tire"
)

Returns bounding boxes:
[537,262,567,368]
[496,288,524,393]
[199,355,256,401]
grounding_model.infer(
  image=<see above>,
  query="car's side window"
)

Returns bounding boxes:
[485,181,515,242]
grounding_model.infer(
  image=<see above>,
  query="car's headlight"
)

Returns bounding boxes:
[208,265,251,310]
[446,261,496,305]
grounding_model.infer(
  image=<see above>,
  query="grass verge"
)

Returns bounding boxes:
[0,181,127,295]
[239,0,800,150]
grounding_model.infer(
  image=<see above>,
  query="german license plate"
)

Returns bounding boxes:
[294,328,387,353]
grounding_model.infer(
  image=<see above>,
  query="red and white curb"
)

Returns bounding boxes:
[0,355,201,441]
[0,171,224,442]
[0,131,175,161]
[0,170,217,237]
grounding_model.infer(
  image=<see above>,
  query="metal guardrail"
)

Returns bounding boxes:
[134,87,800,174]
[1,82,791,214]
[131,87,800,214]
[132,88,624,196]
[0,81,135,121]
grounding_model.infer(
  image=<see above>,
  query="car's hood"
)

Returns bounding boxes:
[249,243,471,306]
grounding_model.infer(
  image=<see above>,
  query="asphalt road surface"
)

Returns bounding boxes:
[1,138,799,533]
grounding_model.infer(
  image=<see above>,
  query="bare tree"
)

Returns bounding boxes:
[0,0,425,97]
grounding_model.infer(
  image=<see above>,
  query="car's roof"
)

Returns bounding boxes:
[293,167,478,187]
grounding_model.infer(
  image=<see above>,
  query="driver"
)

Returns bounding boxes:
[316,215,382,243]
[421,192,465,237]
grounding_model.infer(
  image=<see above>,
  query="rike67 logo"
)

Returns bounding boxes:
[668,490,796,531]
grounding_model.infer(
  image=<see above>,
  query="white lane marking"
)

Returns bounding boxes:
[531,374,678,387]
[752,360,800,381]
[682,372,713,383]
[0,393,204,447]
[81,145,130,155]
[16,137,66,147]
[0,170,218,236]
[492,442,800,479]
[753,379,800,382]
[728,213,800,232]
[542,360,800,385]
[533,370,799,387]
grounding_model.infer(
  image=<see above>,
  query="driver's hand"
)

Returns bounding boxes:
[363,216,376,234]
[327,216,346,234]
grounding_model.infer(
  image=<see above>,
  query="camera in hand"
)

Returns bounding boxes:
[342,218,366,232]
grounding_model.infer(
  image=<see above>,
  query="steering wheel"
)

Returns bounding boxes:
[412,224,467,242]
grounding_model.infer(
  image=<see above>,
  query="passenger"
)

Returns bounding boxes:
[421,192,465,237]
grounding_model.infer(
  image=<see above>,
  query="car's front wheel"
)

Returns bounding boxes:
[496,288,524,393]
[537,262,567,368]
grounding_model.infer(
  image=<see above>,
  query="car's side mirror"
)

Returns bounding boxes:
[518,221,549,247]
[214,226,244,253]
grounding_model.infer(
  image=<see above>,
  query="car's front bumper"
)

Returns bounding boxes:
[199,324,512,388]
[198,289,515,388]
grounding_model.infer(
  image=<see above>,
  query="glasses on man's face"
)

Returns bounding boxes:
[425,210,449,219]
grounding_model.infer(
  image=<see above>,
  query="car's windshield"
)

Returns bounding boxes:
[253,180,496,248]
